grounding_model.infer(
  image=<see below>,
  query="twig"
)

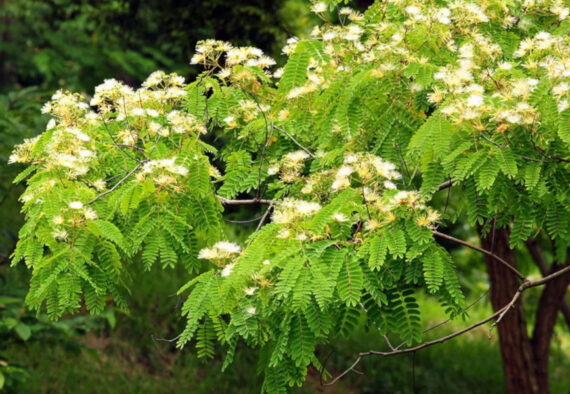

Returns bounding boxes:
[433,230,525,280]
[217,196,274,206]
[324,306,505,386]
[272,124,315,158]
[255,202,274,232]
[437,180,453,191]
[224,215,266,224]
[384,335,396,351]
[151,333,182,343]
[87,161,147,205]
[324,264,570,386]
[422,290,489,335]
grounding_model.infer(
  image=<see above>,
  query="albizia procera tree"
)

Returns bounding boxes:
[9,0,570,392]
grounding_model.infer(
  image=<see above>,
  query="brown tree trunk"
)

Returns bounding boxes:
[530,251,570,391]
[479,226,540,394]
[527,239,570,330]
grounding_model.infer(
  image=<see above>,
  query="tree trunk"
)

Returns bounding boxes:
[479,226,540,394]
[530,251,570,391]
[527,239,570,330]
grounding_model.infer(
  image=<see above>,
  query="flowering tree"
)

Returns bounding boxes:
[9,0,570,392]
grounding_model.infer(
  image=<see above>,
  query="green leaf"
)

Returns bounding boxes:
[524,162,541,190]
[337,255,363,306]
[495,147,518,178]
[87,220,127,252]
[15,323,31,341]
[368,236,387,270]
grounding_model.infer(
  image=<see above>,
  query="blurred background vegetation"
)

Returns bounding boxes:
[0,0,568,392]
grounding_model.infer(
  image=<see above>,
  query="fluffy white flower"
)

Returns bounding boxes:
[284,150,310,162]
[84,208,98,220]
[405,5,421,15]
[198,241,241,261]
[311,2,327,13]
[243,287,258,296]
[221,263,235,277]
[216,241,241,254]
[466,94,484,107]
[498,62,512,70]
[337,165,354,177]
[272,199,322,224]
[53,229,68,241]
[333,213,349,222]
[53,215,64,225]
[69,201,83,209]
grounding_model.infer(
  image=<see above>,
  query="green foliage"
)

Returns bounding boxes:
[8,0,570,392]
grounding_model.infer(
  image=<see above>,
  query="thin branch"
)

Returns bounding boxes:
[100,117,140,164]
[526,263,570,287]
[151,333,182,343]
[437,179,453,191]
[255,202,274,232]
[324,305,506,386]
[224,215,265,224]
[433,230,525,280]
[86,161,147,205]
[493,264,570,329]
[324,265,570,386]
[384,335,396,351]
[422,290,489,335]
[272,124,315,158]
[217,196,274,206]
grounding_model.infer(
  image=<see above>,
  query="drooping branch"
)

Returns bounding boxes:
[324,264,570,386]
[433,230,525,280]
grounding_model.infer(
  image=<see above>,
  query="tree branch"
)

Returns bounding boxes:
[217,196,274,206]
[272,124,315,158]
[87,160,147,205]
[324,264,570,386]
[437,179,453,191]
[433,230,525,280]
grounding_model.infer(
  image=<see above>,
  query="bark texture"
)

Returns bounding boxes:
[480,229,570,393]
[479,226,540,394]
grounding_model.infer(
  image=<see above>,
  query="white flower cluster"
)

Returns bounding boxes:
[198,241,242,268]
[8,136,39,164]
[270,150,312,183]
[272,198,322,224]
[191,39,275,73]
[331,154,401,191]
[41,90,89,120]
[136,158,189,186]
[222,100,271,130]
[90,72,186,116]
[167,110,207,134]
